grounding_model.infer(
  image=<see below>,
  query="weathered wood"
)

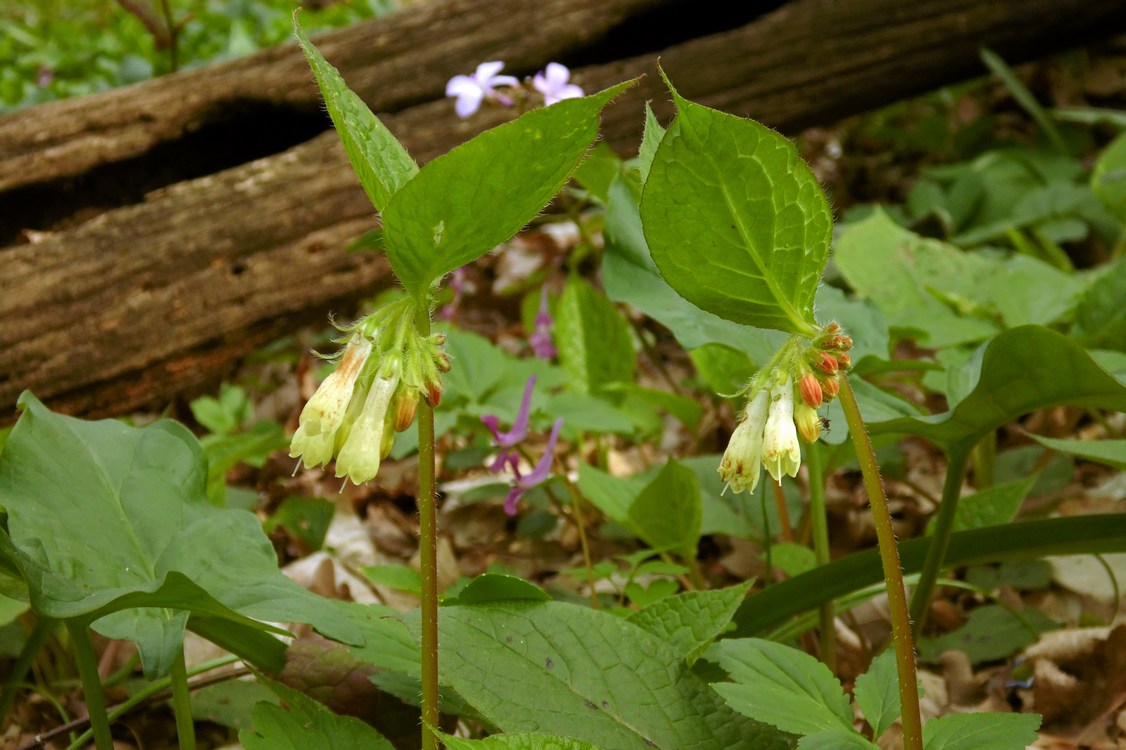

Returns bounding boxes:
[3,0,1125,420]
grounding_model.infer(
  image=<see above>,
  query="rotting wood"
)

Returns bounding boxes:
[3,0,1126,420]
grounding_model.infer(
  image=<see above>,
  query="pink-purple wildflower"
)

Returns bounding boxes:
[529,286,556,360]
[503,418,564,515]
[445,61,519,118]
[533,63,583,105]
[481,375,536,473]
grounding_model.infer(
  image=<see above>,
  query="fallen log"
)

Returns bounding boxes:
[3,0,1125,420]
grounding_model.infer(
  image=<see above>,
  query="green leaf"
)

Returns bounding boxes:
[0,393,360,676]
[190,383,252,435]
[430,601,793,750]
[241,678,395,750]
[576,462,642,526]
[627,460,702,559]
[1073,257,1126,352]
[438,731,603,750]
[636,102,666,184]
[201,420,289,504]
[604,179,786,357]
[554,277,636,396]
[263,496,334,552]
[641,74,832,334]
[870,326,1126,452]
[709,638,852,736]
[192,679,278,731]
[798,730,877,749]
[362,564,422,595]
[925,477,1036,535]
[1026,434,1126,470]
[918,604,1058,664]
[769,543,817,577]
[452,574,550,604]
[382,80,635,299]
[628,582,751,663]
[731,514,1126,637]
[293,15,417,212]
[1091,131,1126,223]
[853,650,901,740]
[922,711,1041,750]
[572,142,624,204]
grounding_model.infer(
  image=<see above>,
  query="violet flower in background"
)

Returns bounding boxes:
[481,375,536,473]
[529,285,557,360]
[533,63,583,105]
[446,61,519,118]
[503,418,564,515]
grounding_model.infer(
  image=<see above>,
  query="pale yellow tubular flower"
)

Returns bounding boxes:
[718,388,770,495]
[794,402,822,444]
[335,369,401,486]
[763,376,801,482]
[297,335,373,437]
[288,422,335,468]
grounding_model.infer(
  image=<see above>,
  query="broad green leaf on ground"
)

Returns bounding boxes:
[241,678,395,750]
[689,344,758,396]
[440,328,568,410]
[576,462,642,526]
[603,383,704,431]
[453,574,550,604]
[922,712,1041,750]
[709,638,852,736]
[628,583,751,664]
[190,383,253,436]
[0,393,360,676]
[627,460,702,559]
[835,211,1082,347]
[382,80,635,299]
[439,731,603,750]
[1092,131,1126,223]
[918,604,1057,664]
[853,650,903,740]
[603,178,786,358]
[925,477,1036,535]
[293,16,416,212]
[869,326,1126,453]
[797,730,877,749]
[641,74,832,335]
[819,375,925,447]
[263,496,334,552]
[1073,257,1126,352]
[201,420,289,504]
[554,277,636,396]
[545,392,635,436]
[731,514,1126,637]
[768,543,816,577]
[192,679,277,731]
[428,601,794,750]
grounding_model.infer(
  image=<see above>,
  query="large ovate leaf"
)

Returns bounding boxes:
[709,638,852,737]
[852,650,901,740]
[627,460,702,560]
[922,712,1041,750]
[629,583,751,664]
[241,678,395,750]
[1026,434,1126,470]
[429,601,794,750]
[640,74,832,335]
[0,393,360,676]
[918,604,1057,664]
[1072,256,1126,352]
[1092,131,1126,223]
[731,513,1126,637]
[382,80,635,299]
[924,477,1036,535]
[554,277,636,396]
[869,325,1126,452]
[293,16,417,212]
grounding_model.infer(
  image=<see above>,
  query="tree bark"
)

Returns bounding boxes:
[3,0,1125,420]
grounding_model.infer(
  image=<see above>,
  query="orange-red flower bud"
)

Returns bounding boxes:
[394,390,419,432]
[815,351,838,374]
[821,375,840,399]
[799,373,823,408]
[836,353,852,371]
[834,335,853,352]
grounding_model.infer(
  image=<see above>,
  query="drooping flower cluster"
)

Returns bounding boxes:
[446,61,584,118]
[718,323,853,495]
[290,301,449,487]
[481,374,565,515]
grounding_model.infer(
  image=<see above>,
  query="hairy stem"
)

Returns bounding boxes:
[805,444,836,672]
[838,376,922,750]
[169,648,196,750]
[415,306,440,750]
[910,447,969,634]
[66,621,114,750]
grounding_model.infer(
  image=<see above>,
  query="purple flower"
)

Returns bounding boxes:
[504,418,564,515]
[446,61,519,118]
[533,63,583,106]
[529,286,556,360]
[481,375,536,473]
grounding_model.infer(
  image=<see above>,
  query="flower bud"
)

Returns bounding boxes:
[798,373,823,408]
[394,389,419,432]
[834,335,853,352]
[794,403,822,444]
[821,374,840,399]
[427,381,443,407]
[436,352,452,373]
[815,351,838,374]
[836,353,852,371]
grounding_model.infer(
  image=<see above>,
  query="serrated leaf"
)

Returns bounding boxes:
[797,730,878,749]
[0,393,360,676]
[627,459,702,560]
[922,711,1041,750]
[383,80,635,299]
[641,74,832,335]
[438,731,603,750]
[925,477,1036,535]
[628,582,750,663]
[427,601,794,750]
[853,650,901,740]
[917,604,1057,664]
[293,15,417,212]
[554,277,636,396]
[241,678,395,750]
[709,638,852,736]
[869,326,1126,453]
